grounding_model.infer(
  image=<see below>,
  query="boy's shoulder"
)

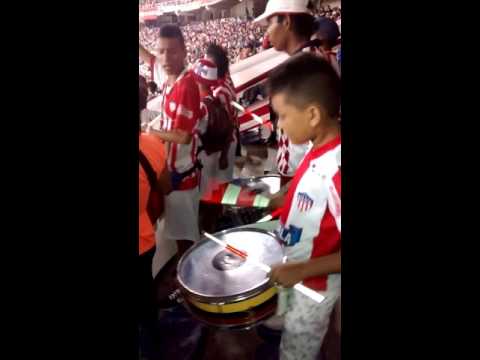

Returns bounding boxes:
[303,142,341,180]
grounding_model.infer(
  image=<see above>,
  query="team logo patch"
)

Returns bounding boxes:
[296,192,314,212]
[278,224,303,247]
[169,101,177,112]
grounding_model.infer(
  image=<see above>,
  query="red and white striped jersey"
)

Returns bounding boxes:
[159,68,201,190]
[278,136,341,291]
[276,129,312,177]
[212,75,237,123]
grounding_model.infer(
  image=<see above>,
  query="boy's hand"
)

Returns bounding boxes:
[269,262,306,288]
[266,192,284,211]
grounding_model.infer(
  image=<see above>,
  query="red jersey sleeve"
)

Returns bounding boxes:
[172,76,201,134]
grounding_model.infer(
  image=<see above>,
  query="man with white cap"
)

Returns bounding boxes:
[253,0,316,199]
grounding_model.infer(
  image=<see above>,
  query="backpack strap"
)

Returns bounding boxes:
[139,150,158,190]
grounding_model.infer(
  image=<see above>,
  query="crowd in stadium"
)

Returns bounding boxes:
[140,17,264,78]
[140,0,190,7]
[183,17,264,64]
[139,3,341,78]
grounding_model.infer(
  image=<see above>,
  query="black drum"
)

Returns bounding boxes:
[177,228,284,330]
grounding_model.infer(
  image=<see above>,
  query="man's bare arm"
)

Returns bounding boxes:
[149,128,192,145]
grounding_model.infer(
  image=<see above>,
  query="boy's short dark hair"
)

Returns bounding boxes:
[159,24,185,49]
[267,53,341,119]
[206,43,229,78]
[277,13,315,40]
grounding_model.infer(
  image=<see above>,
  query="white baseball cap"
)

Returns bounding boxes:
[254,0,311,26]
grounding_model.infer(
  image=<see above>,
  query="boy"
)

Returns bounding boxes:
[141,24,202,259]
[267,53,341,360]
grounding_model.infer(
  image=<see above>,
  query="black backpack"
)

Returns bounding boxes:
[199,95,234,169]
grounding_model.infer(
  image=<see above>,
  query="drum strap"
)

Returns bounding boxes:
[139,150,164,224]
[139,150,158,191]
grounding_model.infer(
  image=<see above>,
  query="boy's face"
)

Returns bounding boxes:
[271,93,316,145]
[157,37,186,76]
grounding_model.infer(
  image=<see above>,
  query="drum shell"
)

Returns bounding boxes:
[177,228,283,314]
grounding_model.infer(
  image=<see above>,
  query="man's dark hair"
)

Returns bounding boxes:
[147,81,158,94]
[267,53,341,119]
[277,13,315,40]
[313,17,340,49]
[206,43,229,78]
[159,24,185,48]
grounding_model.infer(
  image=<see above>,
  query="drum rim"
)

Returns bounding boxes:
[176,227,283,303]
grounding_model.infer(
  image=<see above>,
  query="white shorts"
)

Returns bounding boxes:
[199,139,236,196]
[163,187,200,242]
[279,274,341,360]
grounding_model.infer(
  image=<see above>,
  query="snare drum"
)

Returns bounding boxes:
[177,228,284,330]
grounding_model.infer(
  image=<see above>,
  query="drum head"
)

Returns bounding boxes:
[177,228,284,302]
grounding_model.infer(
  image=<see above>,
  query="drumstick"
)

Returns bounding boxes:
[231,101,266,124]
[256,208,283,223]
[146,113,162,131]
[202,232,325,304]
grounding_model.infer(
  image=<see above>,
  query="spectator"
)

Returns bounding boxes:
[254,0,317,187]
[205,43,238,182]
[139,77,170,359]
[312,16,341,75]
[139,75,160,129]
[140,24,203,260]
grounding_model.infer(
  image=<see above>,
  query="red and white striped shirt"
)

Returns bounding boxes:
[212,75,237,123]
[278,136,341,291]
[277,130,311,177]
[159,69,201,190]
